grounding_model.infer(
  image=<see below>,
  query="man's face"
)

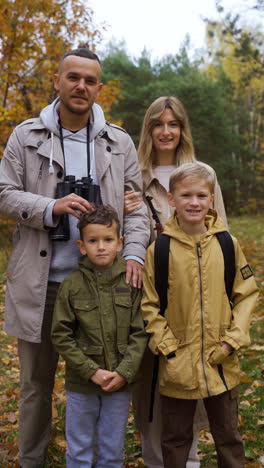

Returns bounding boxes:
[54,55,103,117]
[77,223,123,270]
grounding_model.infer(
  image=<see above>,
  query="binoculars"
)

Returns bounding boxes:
[49,175,102,241]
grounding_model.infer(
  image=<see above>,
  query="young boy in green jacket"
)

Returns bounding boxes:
[142,162,259,468]
[51,205,147,468]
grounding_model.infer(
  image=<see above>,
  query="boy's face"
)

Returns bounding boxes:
[168,177,214,231]
[77,223,123,270]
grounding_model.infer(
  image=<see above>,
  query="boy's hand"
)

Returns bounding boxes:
[101,372,126,392]
[90,369,113,386]
[220,341,233,353]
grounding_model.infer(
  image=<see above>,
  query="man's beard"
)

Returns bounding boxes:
[61,97,92,115]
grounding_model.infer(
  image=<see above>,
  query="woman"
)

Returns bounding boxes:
[125,96,227,468]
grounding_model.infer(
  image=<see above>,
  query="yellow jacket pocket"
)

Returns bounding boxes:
[159,346,198,390]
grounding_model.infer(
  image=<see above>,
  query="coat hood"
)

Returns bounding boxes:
[163,209,227,247]
[40,98,105,174]
[40,97,105,139]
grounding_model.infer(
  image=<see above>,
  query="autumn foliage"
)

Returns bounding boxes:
[0,0,121,156]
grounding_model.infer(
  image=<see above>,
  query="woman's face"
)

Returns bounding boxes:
[151,108,181,155]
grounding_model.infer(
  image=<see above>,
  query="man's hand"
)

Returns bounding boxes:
[126,259,143,289]
[53,194,94,220]
[101,372,126,392]
[124,190,142,215]
[90,369,113,387]
[220,341,233,353]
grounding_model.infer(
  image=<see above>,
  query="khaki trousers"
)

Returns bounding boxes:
[160,386,244,468]
[18,282,60,468]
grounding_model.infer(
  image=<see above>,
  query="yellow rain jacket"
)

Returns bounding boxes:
[142,210,259,399]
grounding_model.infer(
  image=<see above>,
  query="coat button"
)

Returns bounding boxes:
[22,211,28,219]
[37,141,43,147]
[40,250,47,257]
[106,146,111,152]
[57,171,63,179]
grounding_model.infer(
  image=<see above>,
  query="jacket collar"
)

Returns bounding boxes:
[97,122,122,143]
[163,209,227,246]
[22,119,64,169]
[94,122,126,181]
[142,165,158,192]
[78,253,126,280]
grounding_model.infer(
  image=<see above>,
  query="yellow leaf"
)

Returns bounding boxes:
[2,358,10,365]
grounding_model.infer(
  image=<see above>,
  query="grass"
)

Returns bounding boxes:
[0,215,263,467]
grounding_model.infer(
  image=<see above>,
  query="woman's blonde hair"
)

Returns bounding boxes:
[138,96,195,171]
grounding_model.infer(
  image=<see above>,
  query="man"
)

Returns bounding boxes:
[0,48,149,468]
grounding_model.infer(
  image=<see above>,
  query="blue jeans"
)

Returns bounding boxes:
[66,390,130,468]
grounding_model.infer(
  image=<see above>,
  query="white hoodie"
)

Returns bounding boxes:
[40,98,106,282]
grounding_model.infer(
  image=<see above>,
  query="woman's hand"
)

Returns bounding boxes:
[124,190,142,215]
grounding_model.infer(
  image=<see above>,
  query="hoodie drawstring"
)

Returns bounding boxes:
[49,132,54,174]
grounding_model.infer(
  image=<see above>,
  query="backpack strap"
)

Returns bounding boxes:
[154,234,170,316]
[216,231,235,301]
[153,231,235,304]
[149,234,170,422]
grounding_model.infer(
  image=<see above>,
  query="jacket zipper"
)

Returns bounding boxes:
[197,242,211,397]
[97,287,112,372]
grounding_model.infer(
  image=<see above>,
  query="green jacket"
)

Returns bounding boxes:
[51,254,147,395]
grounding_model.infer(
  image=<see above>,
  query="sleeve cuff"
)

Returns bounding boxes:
[157,339,179,356]
[44,200,60,228]
[124,255,144,266]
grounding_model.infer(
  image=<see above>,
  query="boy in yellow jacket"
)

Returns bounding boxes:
[142,162,259,468]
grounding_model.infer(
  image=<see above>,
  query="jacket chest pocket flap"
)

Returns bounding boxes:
[71,298,99,330]
[114,295,132,323]
[114,295,132,343]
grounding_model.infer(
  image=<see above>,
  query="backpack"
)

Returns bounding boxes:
[148,231,235,421]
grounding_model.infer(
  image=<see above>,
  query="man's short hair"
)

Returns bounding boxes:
[169,162,215,194]
[59,48,101,73]
[77,205,121,239]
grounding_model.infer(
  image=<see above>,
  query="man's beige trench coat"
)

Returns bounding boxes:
[0,118,150,342]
